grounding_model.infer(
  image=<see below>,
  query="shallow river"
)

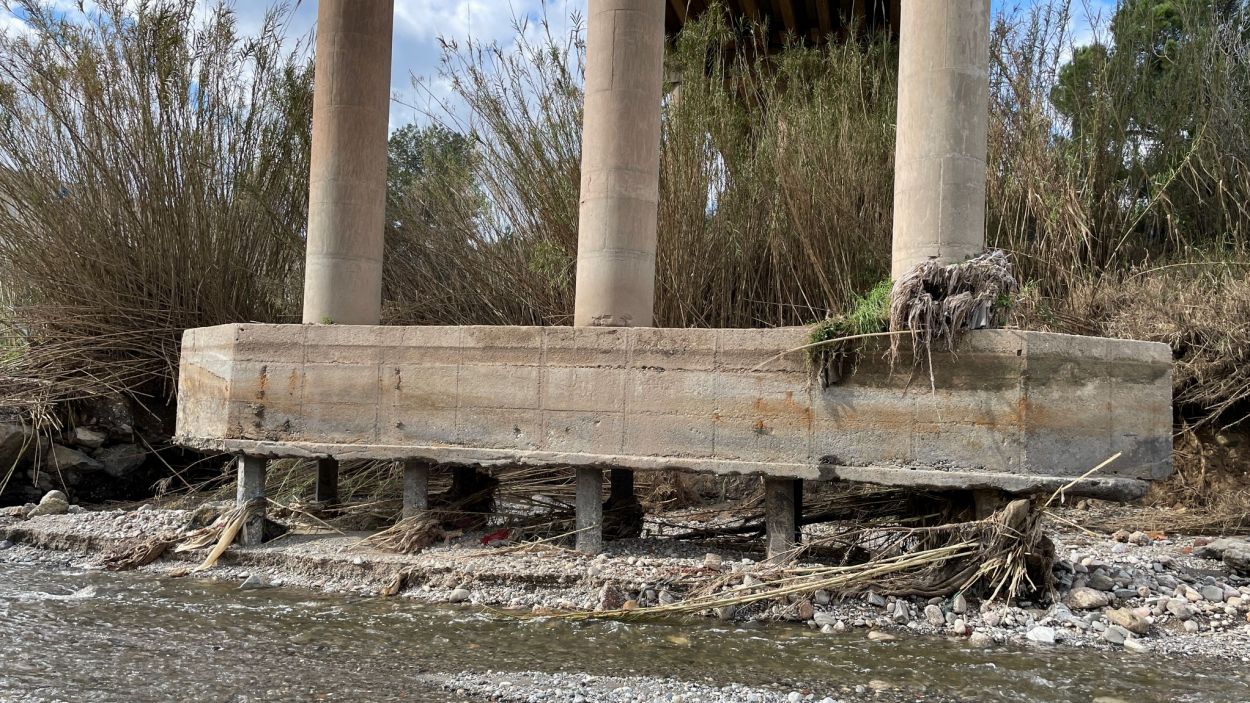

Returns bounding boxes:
[1,563,1247,702]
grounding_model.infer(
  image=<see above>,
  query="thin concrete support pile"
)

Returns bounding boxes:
[237,456,267,546]
[572,0,666,554]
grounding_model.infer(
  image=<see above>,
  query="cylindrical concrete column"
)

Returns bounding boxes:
[890,0,991,279]
[573,0,666,327]
[302,0,394,325]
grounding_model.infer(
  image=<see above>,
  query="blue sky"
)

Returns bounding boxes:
[1,0,1117,130]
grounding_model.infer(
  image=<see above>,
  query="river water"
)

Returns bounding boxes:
[1,562,1247,702]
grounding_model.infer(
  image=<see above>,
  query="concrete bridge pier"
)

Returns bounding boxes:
[890,0,991,278]
[298,0,395,510]
[572,0,666,554]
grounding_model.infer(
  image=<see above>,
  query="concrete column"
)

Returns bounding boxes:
[575,467,604,554]
[302,0,394,325]
[890,0,991,279]
[764,477,797,558]
[315,457,339,505]
[402,459,430,519]
[237,455,267,546]
[573,0,665,546]
[573,0,665,327]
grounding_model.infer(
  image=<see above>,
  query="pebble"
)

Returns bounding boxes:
[0,540,13,550]
[1201,585,1225,603]
[1087,572,1116,591]
[1166,599,1198,621]
[1105,607,1149,635]
[1123,637,1151,654]
[968,630,994,648]
[1026,626,1056,644]
[1103,625,1130,645]
[865,591,886,607]
[952,593,968,614]
[814,590,831,606]
[795,599,815,621]
[924,604,945,627]
[238,574,268,590]
[867,630,896,642]
[448,588,472,603]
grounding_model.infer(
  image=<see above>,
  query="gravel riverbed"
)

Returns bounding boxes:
[2,497,1249,701]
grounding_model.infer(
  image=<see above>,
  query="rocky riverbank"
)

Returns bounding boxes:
[2,496,1248,669]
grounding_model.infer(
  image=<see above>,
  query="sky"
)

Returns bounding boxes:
[0,0,1117,131]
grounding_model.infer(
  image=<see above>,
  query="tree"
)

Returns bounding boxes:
[386,123,473,223]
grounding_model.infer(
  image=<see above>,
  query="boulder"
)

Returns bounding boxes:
[0,423,40,500]
[1225,547,1250,576]
[42,444,103,473]
[72,427,108,449]
[76,393,134,437]
[1086,572,1116,591]
[1105,607,1150,635]
[597,583,626,611]
[1026,626,1056,644]
[1103,624,1130,644]
[27,490,69,517]
[1193,538,1249,561]
[1067,587,1111,610]
[94,444,148,478]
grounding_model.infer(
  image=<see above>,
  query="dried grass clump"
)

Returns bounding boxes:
[1020,258,1250,432]
[0,0,311,428]
[100,535,176,571]
[358,514,446,555]
[888,250,1019,359]
[555,498,1051,622]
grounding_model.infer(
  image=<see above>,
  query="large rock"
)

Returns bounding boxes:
[27,490,69,517]
[76,393,135,436]
[42,444,103,473]
[1225,547,1250,576]
[72,427,108,449]
[1086,572,1116,591]
[1026,626,1057,644]
[0,422,39,473]
[1193,538,1250,561]
[94,444,148,478]
[1105,607,1150,635]
[1067,587,1111,610]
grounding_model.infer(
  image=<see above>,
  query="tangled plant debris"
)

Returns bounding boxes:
[888,250,1020,360]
